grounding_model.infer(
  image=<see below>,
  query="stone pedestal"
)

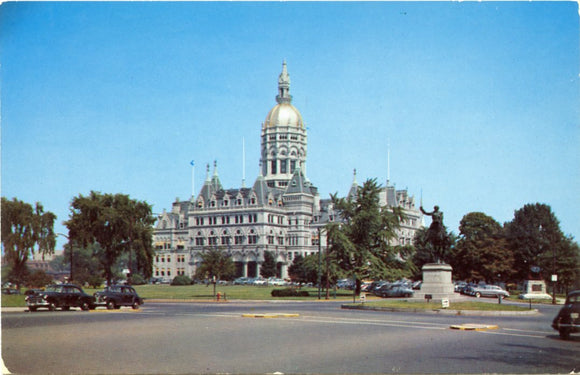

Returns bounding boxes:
[519,279,552,300]
[415,263,455,301]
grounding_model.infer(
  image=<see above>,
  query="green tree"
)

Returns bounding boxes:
[260,251,277,279]
[556,237,580,292]
[505,203,568,282]
[331,178,405,295]
[288,254,316,284]
[26,269,54,288]
[1,197,56,287]
[62,243,106,286]
[450,212,514,283]
[65,192,155,286]
[194,247,235,281]
[412,228,456,278]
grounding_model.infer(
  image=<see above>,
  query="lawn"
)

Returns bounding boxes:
[346,299,532,311]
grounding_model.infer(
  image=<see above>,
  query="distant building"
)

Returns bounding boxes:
[152,62,422,282]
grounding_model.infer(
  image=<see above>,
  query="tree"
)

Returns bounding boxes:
[331,179,405,295]
[505,203,568,282]
[450,212,514,283]
[65,192,155,286]
[1,197,56,287]
[412,228,456,278]
[260,251,277,279]
[194,247,235,281]
[26,269,54,288]
[288,254,316,284]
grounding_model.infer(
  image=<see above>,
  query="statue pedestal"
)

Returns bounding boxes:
[415,263,455,301]
[519,279,552,300]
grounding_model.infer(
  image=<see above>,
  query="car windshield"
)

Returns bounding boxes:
[567,294,580,304]
[45,286,63,293]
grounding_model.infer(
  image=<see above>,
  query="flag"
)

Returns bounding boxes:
[190,160,194,166]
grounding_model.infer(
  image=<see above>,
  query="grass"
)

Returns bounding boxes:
[133,284,354,301]
[347,299,532,311]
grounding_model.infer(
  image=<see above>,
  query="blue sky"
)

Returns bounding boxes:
[1,2,579,251]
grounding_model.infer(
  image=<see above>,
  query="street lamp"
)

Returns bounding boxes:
[57,233,72,282]
[317,227,323,300]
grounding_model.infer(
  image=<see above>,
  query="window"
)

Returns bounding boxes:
[271,160,277,174]
[248,235,258,244]
[268,236,274,245]
[290,160,296,173]
[280,159,287,173]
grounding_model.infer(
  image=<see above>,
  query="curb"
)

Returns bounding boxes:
[242,313,300,318]
[450,324,499,331]
[341,304,539,316]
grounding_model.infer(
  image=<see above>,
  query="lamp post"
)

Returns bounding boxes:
[57,233,72,282]
[317,227,323,300]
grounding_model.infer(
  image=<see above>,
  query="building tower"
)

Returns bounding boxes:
[261,61,308,188]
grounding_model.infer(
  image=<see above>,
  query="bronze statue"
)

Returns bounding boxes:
[420,205,449,263]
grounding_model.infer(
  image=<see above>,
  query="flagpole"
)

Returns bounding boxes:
[191,160,195,199]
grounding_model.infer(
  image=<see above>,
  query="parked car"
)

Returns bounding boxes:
[93,285,144,310]
[375,284,414,298]
[454,281,467,293]
[25,284,94,312]
[552,290,580,340]
[470,285,509,298]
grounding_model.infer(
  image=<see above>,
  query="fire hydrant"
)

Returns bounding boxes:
[217,292,221,301]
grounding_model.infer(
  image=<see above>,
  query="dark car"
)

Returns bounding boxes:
[552,290,580,340]
[25,284,94,312]
[94,285,144,310]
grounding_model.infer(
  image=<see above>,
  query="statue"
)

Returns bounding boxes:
[420,205,449,264]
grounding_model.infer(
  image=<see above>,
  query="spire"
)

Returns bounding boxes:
[348,168,359,199]
[205,163,211,182]
[276,60,292,104]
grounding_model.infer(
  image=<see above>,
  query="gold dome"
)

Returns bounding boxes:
[264,103,304,129]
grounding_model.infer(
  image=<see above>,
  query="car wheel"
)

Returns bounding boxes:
[48,303,57,311]
[131,300,140,310]
[62,306,70,311]
[475,292,481,298]
[559,328,571,340]
[80,302,90,311]
[28,307,37,312]
[106,300,115,310]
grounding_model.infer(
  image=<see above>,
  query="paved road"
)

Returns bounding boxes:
[2,301,578,374]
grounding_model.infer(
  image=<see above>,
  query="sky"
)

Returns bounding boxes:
[1,1,579,251]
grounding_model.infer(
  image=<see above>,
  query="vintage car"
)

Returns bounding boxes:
[93,285,144,310]
[374,284,414,298]
[25,284,94,311]
[552,290,580,340]
[469,285,510,298]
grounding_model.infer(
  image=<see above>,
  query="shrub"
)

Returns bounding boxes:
[130,274,146,285]
[271,288,309,297]
[171,275,192,286]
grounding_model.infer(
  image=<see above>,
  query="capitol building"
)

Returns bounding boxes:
[152,62,422,282]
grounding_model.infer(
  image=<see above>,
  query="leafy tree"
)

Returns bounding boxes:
[450,212,514,283]
[288,254,316,284]
[412,228,456,278]
[505,203,568,282]
[331,179,405,295]
[1,197,56,287]
[62,243,106,286]
[556,237,580,293]
[65,192,155,286]
[260,251,277,279]
[194,247,235,281]
[26,269,53,288]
